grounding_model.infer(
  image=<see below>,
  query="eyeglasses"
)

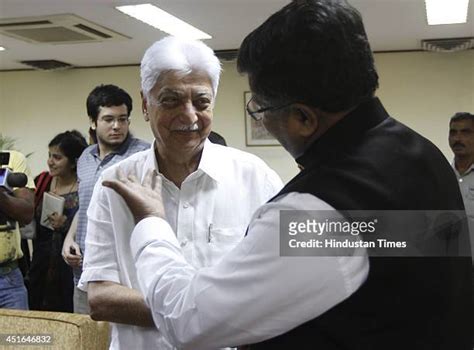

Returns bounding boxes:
[246,97,294,122]
[98,116,130,125]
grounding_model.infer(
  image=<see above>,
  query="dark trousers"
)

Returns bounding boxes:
[28,240,73,312]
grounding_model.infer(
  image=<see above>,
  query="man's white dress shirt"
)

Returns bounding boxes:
[130,192,369,349]
[452,162,474,263]
[79,140,283,349]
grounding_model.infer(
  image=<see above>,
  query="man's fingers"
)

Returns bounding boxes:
[63,251,81,266]
[103,179,125,193]
[116,167,128,182]
[72,243,82,257]
[127,172,138,182]
[65,253,81,261]
[65,257,82,268]
[103,179,137,207]
[152,171,163,192]
[143,168,154,188]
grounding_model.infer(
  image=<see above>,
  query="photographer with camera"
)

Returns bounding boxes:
[0,150,34,310]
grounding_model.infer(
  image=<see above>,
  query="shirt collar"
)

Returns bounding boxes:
[144,140,158,174]
[296,97,389,169]
[451,159,474,177]
[90,134,133,158]
[145,138,222,183]
[468,163,474,173]
[89,144,99,157]
[198,139,222,182]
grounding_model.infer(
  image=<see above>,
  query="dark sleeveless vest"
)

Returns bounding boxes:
[249,98,471,350]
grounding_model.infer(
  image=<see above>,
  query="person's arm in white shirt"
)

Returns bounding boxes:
[262,165,284,200]
[129,193,369,349]
[80,179,155,327]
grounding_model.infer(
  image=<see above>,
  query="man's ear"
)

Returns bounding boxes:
[89,118,96,130]
[141,91,149,122]
[292,103,319,138]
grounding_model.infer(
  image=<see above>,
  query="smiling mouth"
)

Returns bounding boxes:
[172,124,200,132]
[173,130,199,134]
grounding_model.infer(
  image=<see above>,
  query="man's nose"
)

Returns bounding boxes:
[180,101,199,123]
[451,133,461,142]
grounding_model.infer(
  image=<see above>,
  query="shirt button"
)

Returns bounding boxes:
[183,202,189,209]
[459,179,463,183]
[180,239,188,247]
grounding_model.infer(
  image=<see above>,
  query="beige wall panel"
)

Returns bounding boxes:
[0,50,472,182]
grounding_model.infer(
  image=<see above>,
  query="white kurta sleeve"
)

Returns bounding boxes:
[79,179,121,290]
[131,193,369,349]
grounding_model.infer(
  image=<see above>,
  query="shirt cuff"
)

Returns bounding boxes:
[130,216,179,260]
[78,267,121,292]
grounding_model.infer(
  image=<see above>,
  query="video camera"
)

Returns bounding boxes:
[0,151,28,231]
[0,168,28,191]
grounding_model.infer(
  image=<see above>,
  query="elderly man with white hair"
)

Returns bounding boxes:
[78,36,282,349]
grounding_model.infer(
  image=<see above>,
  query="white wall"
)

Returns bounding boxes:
[0,50,473,183]
[374,51,474,161]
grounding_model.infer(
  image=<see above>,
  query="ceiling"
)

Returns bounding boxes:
[0,0,472,71]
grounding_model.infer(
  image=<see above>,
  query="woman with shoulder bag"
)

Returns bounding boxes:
[28,130,87,312]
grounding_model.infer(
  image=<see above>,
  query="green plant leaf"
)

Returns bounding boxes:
[0,134,34,158]
[0,133,17,150]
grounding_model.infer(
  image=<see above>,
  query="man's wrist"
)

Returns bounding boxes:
[137,213,163,223]
[0,190,13,215]
[130,217,177,259]
[0,189,8,201]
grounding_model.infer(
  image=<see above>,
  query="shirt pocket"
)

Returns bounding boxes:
[209,227,245,245]
[467,187,474,200]
[205,227,245,266]
[464,187,474,216]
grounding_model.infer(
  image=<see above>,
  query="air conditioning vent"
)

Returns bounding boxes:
[20,59,73,71]
[0,14,129,44]
[7,27,94,43]
[421,37,474,53]
[0,20,52,27]
[74,24,112,39]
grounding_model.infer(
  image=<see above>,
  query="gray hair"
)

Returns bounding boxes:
[140,36,221,102]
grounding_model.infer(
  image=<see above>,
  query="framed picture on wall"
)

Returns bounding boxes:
[244,91,280,146]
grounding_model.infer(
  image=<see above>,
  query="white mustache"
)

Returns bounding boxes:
[173,124,199,131]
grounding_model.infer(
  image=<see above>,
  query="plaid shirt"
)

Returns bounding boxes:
[74,136,150,284]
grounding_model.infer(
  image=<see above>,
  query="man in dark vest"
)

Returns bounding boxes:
[101,0,472,349]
